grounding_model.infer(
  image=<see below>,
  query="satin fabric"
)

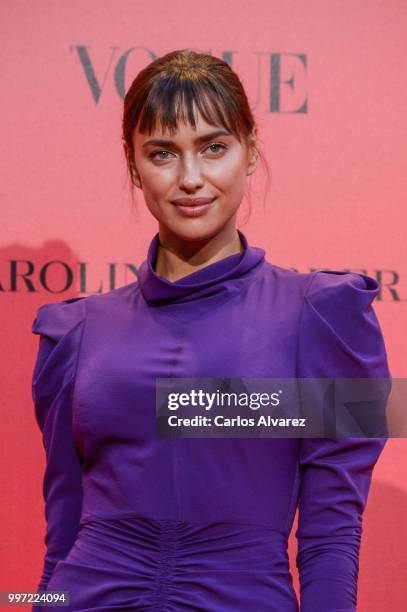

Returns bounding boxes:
[31,230,390,611]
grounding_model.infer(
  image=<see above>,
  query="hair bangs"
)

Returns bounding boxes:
[136,75,243,143]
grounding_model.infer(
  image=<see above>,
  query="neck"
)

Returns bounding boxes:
[154,224,244,282]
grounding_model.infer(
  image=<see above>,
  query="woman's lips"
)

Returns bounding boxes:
[172,198,216,217]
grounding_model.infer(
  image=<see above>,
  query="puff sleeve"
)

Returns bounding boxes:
[31,297,86,596]
[295,270,391,612]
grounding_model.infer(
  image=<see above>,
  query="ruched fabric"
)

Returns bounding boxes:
[46,516,297,611]
[31,230,390,611]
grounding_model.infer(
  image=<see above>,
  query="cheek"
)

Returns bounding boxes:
[141,165,174,193]
[208,153,248,190]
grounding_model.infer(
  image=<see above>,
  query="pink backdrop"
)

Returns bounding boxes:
[1,1,406,610]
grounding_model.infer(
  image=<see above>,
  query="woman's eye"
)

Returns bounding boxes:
[148,143,226,161]
[206,143,226,154]
[149,150,173,160]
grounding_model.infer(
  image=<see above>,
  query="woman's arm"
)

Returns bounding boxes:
[31,299,86,595]
[295,270,390,611]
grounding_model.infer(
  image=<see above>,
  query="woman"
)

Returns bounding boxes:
[31,49,390,611]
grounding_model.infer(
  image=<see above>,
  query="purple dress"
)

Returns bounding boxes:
[31,230,389,611]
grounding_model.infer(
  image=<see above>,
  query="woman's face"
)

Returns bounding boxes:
[129,110,258,243]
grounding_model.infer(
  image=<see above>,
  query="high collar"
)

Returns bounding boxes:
[136,230,265,306]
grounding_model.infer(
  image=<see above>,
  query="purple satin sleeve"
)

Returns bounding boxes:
[31,299,86,603]
[295,271,390,611]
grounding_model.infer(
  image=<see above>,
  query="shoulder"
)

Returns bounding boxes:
[262,260,315,301]
[31,297,88,401]
[301,268,382,343]
[261,261,381,312]
[305,268,380,311]
[32,296,87,342]
[31,281,139,341]
[297,269,389,378]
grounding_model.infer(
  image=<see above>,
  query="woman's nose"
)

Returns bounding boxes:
[178,159,204,190]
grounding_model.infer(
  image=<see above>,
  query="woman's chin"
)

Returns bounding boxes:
[158,219,229,243]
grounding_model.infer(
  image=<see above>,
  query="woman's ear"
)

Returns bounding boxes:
[246,126,259,176]
[130,161,142,188]
[123,142,142,188]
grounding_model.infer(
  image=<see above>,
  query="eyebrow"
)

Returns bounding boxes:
[141,129,233,148]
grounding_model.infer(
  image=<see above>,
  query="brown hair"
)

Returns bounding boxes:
[122,49,271,220]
